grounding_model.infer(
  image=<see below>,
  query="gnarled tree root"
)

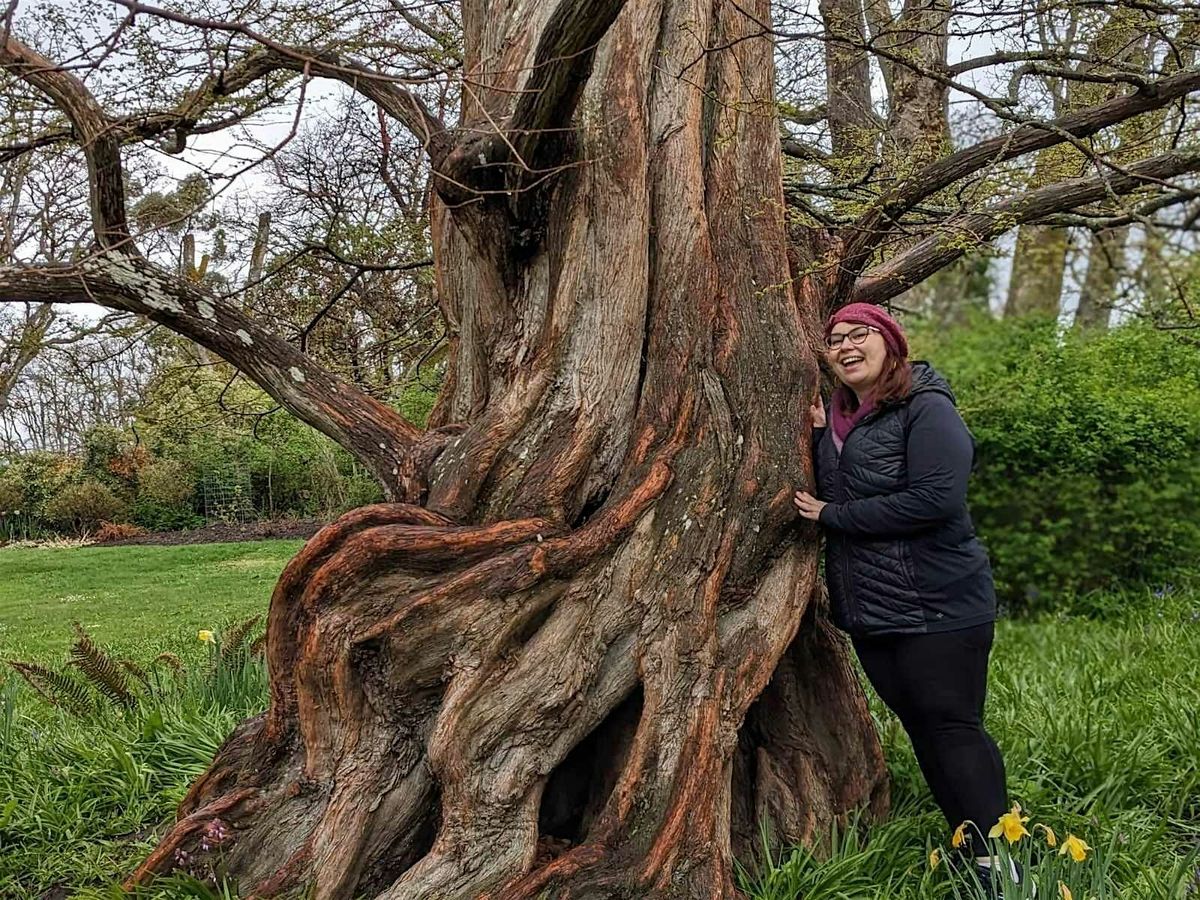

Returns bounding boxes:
[130,502,886,899]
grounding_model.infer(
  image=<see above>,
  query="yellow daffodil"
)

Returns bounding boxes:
[989,803,1030,844]
[1059,834,1091,863]
[929,848,941,870]
[1038,824,1058,848]
[952,822,968,848]
[198,629,216,644]
[1058,882,1073,900]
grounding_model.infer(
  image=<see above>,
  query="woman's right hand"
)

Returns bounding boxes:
[811,400,827,429]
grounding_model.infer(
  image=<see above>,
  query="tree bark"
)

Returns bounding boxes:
[124,0,889,896]
[1073,225,1128,331]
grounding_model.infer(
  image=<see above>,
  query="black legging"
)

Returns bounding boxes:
[852,621,1008,847]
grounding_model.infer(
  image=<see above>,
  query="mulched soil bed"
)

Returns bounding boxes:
[99,518,327,547]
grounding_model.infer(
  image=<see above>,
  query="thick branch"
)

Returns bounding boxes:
[1,37,129,249]
[781,138,831,162]
[851,148,1200,305]
[0,255,426,498]
[780,103,828,127]
[0,126,73,163]
[945,50,1106,77]
[506,0,630,174]
[838,67,1200,288]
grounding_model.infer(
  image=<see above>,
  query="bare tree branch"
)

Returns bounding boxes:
[852,148,1200,305]
[107,1,451,158]
[1,37,131,250]
[0,254,426,498]
[838,66,1200,291]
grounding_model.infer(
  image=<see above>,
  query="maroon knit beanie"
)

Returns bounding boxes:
[824,303,908,358]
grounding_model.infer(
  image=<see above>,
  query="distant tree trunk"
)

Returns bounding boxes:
[1005,7,1157,320]
[245,211,271,308]
[1004,220,1071,318]
[818,0,876,165]
[881,0,951,169]
[1074,225,1129,330]
[127,1,889,896]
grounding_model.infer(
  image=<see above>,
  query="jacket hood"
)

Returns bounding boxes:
[908,360,956,405]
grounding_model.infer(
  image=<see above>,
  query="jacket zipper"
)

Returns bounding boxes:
[834,449,860,630]
[836,401,908,631]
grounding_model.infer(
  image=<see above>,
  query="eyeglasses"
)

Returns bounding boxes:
[825,325,877,350]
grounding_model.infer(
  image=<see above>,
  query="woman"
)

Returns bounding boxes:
[792,303,1022,892]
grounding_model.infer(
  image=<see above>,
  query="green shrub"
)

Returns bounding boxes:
[81,424,126,480]
[0,451,77,522]
[912,315,1200,613]
[137,459,194,508]
[0,476,22,512]
[132,498,204,531]
[397,379,440,428]
[340,471,385,511]
[43,480,127,535]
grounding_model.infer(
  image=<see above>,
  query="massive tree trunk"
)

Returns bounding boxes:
[126,0,889,896]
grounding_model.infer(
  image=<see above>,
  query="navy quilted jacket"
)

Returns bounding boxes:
[813,362,997,636]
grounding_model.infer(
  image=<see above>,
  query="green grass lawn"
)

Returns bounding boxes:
[0,541,304,661]
[0,542,1197,899]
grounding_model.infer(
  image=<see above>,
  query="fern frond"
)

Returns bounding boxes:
[8,661,93,718]
[248,632,268,658]
[120,659,151,691]
[220,615,262,664]
[152,652,186,676]
[69,622,135,708]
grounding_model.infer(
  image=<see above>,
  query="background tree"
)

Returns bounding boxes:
[2,0,1199,898]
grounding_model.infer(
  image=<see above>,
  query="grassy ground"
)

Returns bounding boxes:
[0,543,1197,898]
[0,541,303,660]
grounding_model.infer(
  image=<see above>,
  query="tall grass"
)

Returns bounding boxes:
[739,589,1200,899]
[0,628,268,899]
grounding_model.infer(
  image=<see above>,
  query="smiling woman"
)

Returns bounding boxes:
[794,302,1024,892]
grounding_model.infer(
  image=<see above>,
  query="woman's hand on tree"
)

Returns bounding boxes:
[811,401,827,429]
[793,490,826,521]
